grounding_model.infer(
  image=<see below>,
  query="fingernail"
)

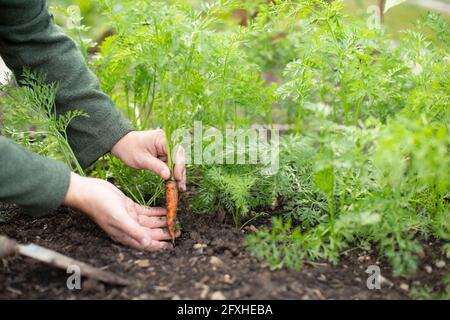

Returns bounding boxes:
[141,236,151,247]
[161,168,170,178]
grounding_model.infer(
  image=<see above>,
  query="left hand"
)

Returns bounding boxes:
[64,173,180,251]
[111,130,186,191]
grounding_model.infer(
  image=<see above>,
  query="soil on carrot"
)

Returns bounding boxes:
[0,203,447,300]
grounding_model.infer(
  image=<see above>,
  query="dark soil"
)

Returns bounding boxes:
[0,203,448,300]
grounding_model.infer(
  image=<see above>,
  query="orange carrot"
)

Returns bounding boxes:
[166,180,178,247]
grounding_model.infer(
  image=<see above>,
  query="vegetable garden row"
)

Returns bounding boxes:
[1,0,448,297]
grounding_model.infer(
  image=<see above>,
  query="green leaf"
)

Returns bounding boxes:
[384,0,406,13]
[312,167,334,196]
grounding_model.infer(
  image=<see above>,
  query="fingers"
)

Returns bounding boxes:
[153,129,168,156]
[113,234,173,251]
[142,156,171,180]
[139,215,167,229]
[173,145,186,191]
[116,213,152,247]
[178,167,186,192]
[136,206,166,217]
[137,130,185,188]
[149,228,182,241]
[111,222,180,250]
[147,240,174,251]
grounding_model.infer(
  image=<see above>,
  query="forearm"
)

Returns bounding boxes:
[0,137,70,216]
[0,0,133,168]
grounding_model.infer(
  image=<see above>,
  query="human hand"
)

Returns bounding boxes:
[111,130,186,191]
[64,173,180,250]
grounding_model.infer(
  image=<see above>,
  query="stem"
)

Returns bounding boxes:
[295,101,302,133]
[116,173,145,204]
[160,75,173,173]
[125,81,131,121]
[295,67,307,133]
[145,66,157,129]
[234,103,238,127]
[340,77,349,126]
[146,182,165,206]
[133,69,139,128]
[321,72,327,103]
[234,207,240,228]
[325,19,339,48]
[240,212,268,230]
[59,128,85,176]
[182,39,196,117]
[140,76,152,129]
[220,45,232,130]
[266,103,273,130]
[354,96,364,126]
[327,193,335,239]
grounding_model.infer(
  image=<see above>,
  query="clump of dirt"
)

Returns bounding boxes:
[0,203,447,299]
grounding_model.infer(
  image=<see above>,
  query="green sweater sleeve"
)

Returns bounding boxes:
[0,0,134,216]
[0,137,71,216]
[0,0,133,168]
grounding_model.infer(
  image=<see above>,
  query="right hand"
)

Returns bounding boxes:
[63,172,180,251]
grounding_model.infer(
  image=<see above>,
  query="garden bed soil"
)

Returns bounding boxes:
[0,203,447,300]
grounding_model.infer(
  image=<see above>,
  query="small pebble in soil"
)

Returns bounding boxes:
[211,291,226,300]
[244,225,258,233]
[317,274,327,282]
[357,255,370,262]
[193,243,207,254]
[193,243,207,249]
[116,253,125,263]
[134,259,150,268]
[154,285,170,291]
[209,256,224,268]
[223,274,234,285]
[137,293,151,300]
[424,265,433,274]
[399,283,409,292]
[435,260,446,269]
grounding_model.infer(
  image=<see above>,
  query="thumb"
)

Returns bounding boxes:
[142,156,171,180]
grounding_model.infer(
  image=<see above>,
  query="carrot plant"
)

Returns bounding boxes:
[90,0,275,237]
[0,71,86,176]
[192,165,260,227]
[246,8,449,275]
[95,0,271,131]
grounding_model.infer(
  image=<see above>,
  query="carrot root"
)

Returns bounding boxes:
[166,180,179,247]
